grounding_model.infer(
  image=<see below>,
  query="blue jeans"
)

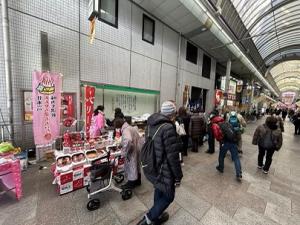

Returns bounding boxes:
[218,142,242,176]
[147,188,175,222]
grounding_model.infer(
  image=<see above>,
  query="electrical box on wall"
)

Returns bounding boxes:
[88,0,99,21]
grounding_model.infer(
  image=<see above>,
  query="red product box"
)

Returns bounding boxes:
[59,172,73,185]
[84,166,90,176]
[73,169,84,180]
[73,178,83,190]
[59,182,73,195]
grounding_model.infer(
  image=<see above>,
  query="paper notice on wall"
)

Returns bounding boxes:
[32,71,62,145]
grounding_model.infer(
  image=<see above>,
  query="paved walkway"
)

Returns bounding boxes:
[1,118,300,225]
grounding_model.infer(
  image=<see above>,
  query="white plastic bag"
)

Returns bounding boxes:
[175,121,186,136]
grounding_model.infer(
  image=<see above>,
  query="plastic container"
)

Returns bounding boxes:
[56,154,72,173]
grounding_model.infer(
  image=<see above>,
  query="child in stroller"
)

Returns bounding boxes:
[86,150,132,211]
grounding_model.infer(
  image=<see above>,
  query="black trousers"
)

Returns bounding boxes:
[258,146,275,171]
[181,135,189,156]
[208,126,215,153]
[295,124,300,134]
[192,137,199,152]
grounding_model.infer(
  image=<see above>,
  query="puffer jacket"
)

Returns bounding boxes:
[252,123,283,150]
[211,116,225,142]
[146,113,183,193]
[189,114,206,138]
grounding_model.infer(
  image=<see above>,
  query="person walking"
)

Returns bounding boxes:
[114,118,142,189]
[252,116,283,174]
[228,111,247,154]
[189,110,206,152]
[137,101,183,225]
[275,111,284,132]
[211,114,243,181]
[282,109,288,121]
[176,107,190,156]
[90,105,106,138]
[292,111,300,135]
[206,110,219,154]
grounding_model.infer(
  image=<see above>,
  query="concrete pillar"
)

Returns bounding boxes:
[224,59,231,107]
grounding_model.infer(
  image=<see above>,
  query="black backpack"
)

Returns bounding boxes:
[219,121,238,143]
[140,123,167,184]
[259,125,276,150]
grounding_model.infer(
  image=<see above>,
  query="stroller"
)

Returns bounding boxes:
[86,151,132,211]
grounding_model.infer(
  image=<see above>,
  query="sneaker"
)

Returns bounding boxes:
[257,165,263,169]
[216,166,223,173]
[236,175,242,182]
[136,216,151,225]
[205,150,214,154]
[263,170,268,174]
[238,150,243,154]
[157,212,169,224]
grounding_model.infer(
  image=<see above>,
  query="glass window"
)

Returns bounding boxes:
[186,42,198,64]
[142,14,155,45]
[99,0,118,28]
[202,54,211,79]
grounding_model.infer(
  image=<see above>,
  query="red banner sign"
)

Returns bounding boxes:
[84,86,95,139]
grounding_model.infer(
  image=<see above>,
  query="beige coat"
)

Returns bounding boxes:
[121,122,143,181]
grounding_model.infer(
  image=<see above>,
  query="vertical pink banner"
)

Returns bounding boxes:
[32,71,62,145]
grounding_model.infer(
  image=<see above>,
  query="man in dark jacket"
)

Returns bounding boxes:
[137,101,183,225]
[252,116,283,174]
[189,110,206,152]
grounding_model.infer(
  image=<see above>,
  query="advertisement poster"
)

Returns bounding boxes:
[215,89,223,106]
[24,91,33,121]
[84,86,95,139]
[32,71,62,145]
[228,80,237,94]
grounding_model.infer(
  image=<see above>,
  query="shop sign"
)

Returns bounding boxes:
[32,71,62,145]
[236,80,243,93]
[227,94,236,101]
[84,86,95,139]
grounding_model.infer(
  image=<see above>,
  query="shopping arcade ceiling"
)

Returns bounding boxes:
[230,0,300,92]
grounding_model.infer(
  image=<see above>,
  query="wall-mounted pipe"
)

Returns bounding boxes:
[1,0,14,141]
[180,0,279,97]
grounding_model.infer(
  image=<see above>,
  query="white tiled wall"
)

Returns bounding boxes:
[131,5,163,61]
[0,0,217,148]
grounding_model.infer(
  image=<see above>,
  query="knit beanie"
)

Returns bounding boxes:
[161,101,176,116]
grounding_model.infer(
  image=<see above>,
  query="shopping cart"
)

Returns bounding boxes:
[86,151,132,211]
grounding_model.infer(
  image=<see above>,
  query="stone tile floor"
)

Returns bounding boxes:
[1,119,300,225]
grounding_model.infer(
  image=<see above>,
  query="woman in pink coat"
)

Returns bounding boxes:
[90,105,105,138]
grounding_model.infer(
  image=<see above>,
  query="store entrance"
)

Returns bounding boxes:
[190,87,207,111]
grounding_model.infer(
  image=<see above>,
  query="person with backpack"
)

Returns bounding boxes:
[252,116,283,174]
[211,114,243,181]
[114,118,142,189]
[228,111,247,154]
[138,101,183,225]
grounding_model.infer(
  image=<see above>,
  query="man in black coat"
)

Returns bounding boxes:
[137,101,183,225]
